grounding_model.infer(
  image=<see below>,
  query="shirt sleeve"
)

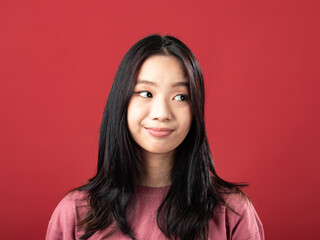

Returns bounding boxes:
[225,194,265,240]
[45,192,84,240]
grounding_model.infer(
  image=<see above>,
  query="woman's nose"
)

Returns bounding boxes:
[149,97,172,122]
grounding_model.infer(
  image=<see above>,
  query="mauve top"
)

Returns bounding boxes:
[46,186,264,240]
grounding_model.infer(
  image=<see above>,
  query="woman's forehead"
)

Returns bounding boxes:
[136,55,189,85]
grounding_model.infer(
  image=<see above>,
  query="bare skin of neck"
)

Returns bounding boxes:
[138,150,174,187]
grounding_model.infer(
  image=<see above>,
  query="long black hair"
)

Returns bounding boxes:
[77,34,246,239]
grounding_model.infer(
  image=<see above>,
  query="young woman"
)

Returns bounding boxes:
[46,35,264,240]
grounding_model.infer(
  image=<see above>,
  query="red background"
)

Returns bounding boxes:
[0,0,319,239]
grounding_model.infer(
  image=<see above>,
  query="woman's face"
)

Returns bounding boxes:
[127,55,193,157]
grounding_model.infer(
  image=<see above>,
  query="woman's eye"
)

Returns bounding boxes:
[138,91,152,98]
[174,94,189,101]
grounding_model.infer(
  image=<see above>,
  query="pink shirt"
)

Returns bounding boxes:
[46,186,264,240]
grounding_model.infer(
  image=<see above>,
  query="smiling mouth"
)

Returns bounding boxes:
[145,127,174,137]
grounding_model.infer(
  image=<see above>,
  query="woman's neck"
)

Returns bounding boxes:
[138,150,174,187]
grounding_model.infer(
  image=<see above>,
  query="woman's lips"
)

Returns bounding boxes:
[145,127,173,137]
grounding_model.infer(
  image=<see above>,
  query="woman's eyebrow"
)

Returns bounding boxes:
[172,82,189,88]
[136,80,156,86]
[136,80,189,88]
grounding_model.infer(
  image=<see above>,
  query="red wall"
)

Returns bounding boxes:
[0,0,319,239]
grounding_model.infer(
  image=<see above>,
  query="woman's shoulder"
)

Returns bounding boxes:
[63,190,89,205]
[223,192,251,212]
[212,193,265,240]
[53,190,89,213]
[46,190,89,239]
